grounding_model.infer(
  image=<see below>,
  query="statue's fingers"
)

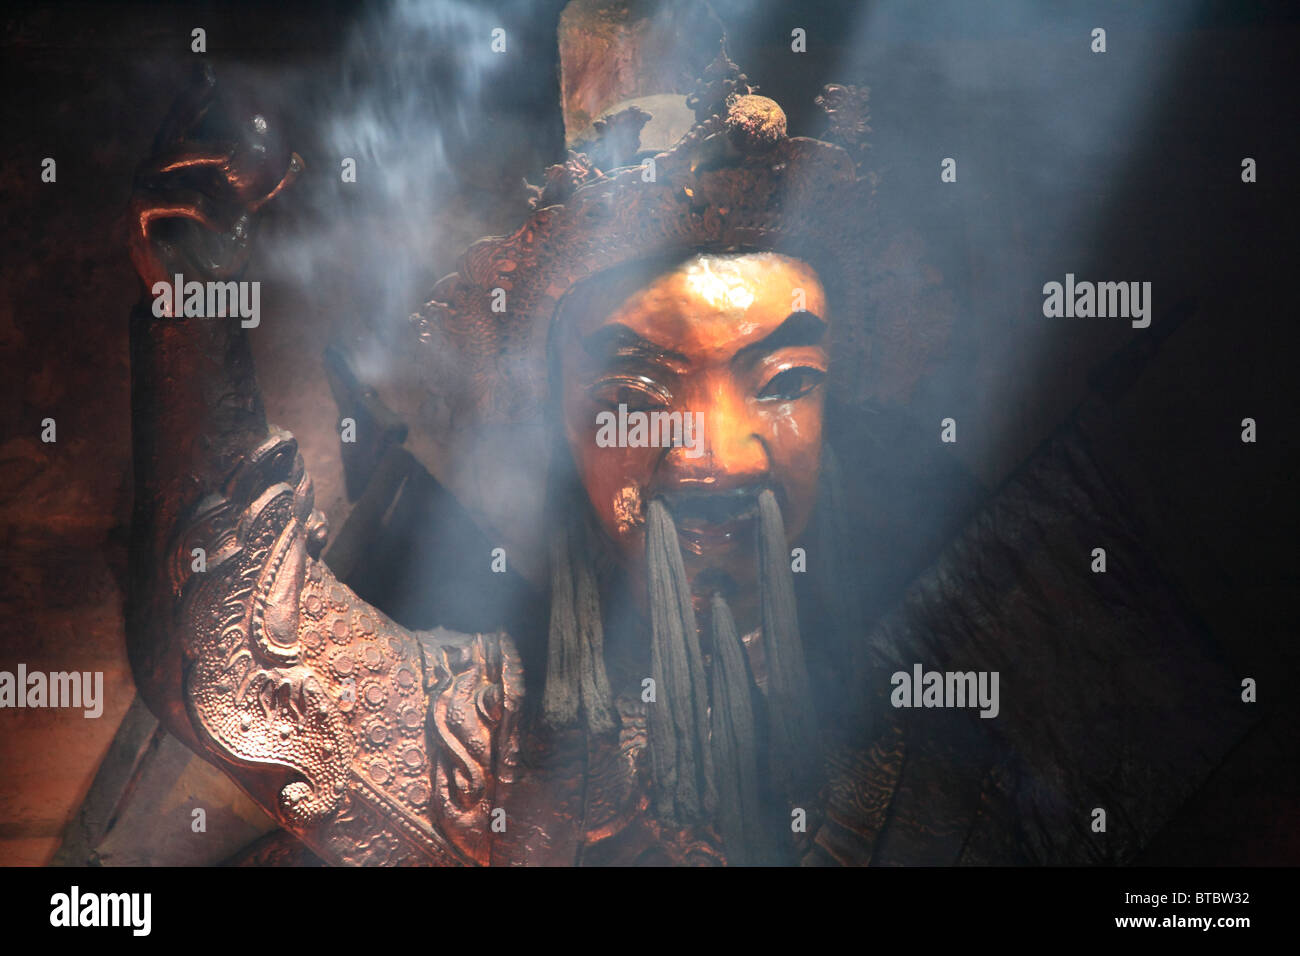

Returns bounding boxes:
[136,145,236,191]
[247,151,304,213]
[128,186,252,288]
[130,185,228,240]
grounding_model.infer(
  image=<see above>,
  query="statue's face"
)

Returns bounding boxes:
[560,252,829,621]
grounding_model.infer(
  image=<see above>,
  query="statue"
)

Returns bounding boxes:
[123,24,1249,867]
[123,33,955,864]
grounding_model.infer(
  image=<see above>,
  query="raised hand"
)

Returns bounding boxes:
[128,63,302,292]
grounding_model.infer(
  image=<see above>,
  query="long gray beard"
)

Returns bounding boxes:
[645,490,819,860]
[543,489,820,863]
[646,497,717,823]
[542,509,614,734]
[707,590,763,863]
[756,489,818,800]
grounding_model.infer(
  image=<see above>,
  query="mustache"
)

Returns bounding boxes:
[653,483,781,525]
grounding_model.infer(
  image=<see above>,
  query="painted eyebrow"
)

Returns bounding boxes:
[579,323,689,370]
[732,312,827,367]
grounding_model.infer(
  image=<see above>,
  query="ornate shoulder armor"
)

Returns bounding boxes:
[172,427,521,865]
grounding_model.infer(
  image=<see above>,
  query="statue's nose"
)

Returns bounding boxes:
[665,382,769,486]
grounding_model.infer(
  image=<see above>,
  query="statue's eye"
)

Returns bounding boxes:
[590,376,670,412]
[757,367,825,402]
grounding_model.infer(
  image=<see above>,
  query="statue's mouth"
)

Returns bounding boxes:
[656,484,768,556]
[674,519,753,556]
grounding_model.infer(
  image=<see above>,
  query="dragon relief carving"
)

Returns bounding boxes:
[421,628,523,866]
[173,428,523,864]
[178,431,354,827]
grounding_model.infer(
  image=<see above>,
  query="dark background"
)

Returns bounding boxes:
[1,0,1296,865]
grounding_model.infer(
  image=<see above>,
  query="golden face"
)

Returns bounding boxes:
[559,252,829,622]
